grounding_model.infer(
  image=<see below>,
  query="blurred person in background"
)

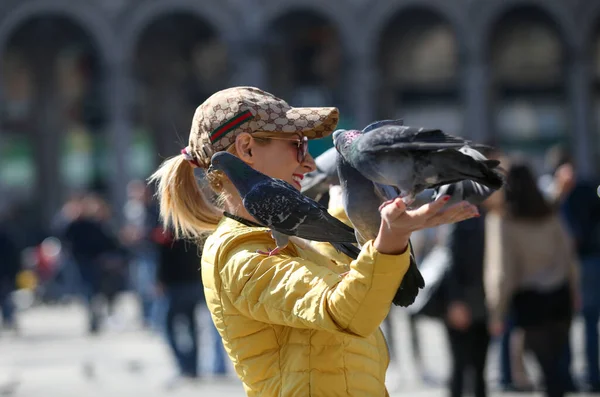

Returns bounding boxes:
[121,180,161,329]
[485,159,580,397]
[62,193,128,334]
[45,194,85,301]
[443,192,494,397]
[155,229,227,387]
[0,220,21,332]
[541,146,600,392]
[441,147,508,397]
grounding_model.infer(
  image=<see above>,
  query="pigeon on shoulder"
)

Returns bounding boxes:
[210,151,360,259]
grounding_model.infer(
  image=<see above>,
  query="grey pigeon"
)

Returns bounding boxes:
[411,146,501,208]
[432,146,500,207]
[210,151,360,259]
[337,142,424,307]
[337,118,424,307]
[301,147,339,199]
[333,125,504,204]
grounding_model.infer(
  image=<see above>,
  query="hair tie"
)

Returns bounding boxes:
[180,147,202,168]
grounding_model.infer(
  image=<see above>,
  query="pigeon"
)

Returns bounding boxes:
[301,147,340,199]
[337,148,424,307]
[210,151,361,259]
[432,146,500,206]
[333,125,504,205]
[410,146,501,208]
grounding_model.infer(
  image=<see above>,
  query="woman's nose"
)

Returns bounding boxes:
[302,153,316,173]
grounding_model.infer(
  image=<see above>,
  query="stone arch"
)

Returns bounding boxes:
[0,1,115,224]
[0,0,115,67]
[120,0,241,66]
[471,0,576,57]
[359,0,466,60]
[374,5,462,133]
[259,0,355,53]
[485,3,570,171]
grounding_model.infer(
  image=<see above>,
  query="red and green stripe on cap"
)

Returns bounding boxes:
[209,110,254,143]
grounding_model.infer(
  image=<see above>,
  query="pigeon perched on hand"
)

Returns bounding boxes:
[338,120,424,307]
[337,153,424,307]
[333,125,504,205]
[210,151,360,259]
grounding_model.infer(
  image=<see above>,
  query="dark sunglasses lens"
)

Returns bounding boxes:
[299,137,308,163]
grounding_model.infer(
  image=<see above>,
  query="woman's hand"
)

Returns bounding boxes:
[374,195,479,255]
[447,301,472,330]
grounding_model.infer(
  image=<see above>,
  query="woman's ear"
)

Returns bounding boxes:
[234,133,254,165]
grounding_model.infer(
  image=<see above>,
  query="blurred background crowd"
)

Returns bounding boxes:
[1,0,600,396]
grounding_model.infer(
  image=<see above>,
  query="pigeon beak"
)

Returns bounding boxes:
[332,129,345,145]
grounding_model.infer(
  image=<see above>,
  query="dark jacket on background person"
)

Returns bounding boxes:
[0,229,20,290]
[63,218,122,268]
[446,211,488,322]
[157,236,203,287]
[416,212,488,321]
[560,180,600,258]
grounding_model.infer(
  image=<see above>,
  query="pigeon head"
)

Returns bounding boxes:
[210,151,267,198]
[333,129,361,157]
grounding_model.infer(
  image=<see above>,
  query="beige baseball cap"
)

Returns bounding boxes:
[187,86,339,166]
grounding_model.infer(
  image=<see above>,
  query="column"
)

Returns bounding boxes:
[29,34,63,226]
[229,4,266,89]
[463,46,492,143]
[229,36,266,88]
[350,48,377,129]
[106,55,132,226]
[567,47,593,178]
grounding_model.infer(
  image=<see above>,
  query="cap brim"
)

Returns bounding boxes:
[285,107,339,139]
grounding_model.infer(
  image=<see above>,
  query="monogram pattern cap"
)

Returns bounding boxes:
[188,86,339,166]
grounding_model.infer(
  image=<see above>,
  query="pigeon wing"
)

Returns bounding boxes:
[244,180,356,243]
[358,126,468,153]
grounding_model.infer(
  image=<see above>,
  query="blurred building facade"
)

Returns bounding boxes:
[0,0,598,232]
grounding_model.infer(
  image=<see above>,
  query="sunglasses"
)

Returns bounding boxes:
[260,135,308,163]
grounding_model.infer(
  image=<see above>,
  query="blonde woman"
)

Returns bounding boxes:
[150,86,479,396]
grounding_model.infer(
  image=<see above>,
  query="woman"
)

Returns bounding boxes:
[485,159,579,397]
[150,86,478,396]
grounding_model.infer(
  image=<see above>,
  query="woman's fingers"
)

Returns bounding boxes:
[434,201,479,226]
[379,197,407,223]
[379,195,479,234]
[408,194,452,219]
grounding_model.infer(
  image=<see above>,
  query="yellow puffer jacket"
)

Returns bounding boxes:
[201,216,410,397]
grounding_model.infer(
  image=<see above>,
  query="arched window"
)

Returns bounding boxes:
[592,22,600,170]
[490,7,566,171]
[0,16,106,225]
[378,9,462,136]
[133,13,229,176]
[265,10,346,156]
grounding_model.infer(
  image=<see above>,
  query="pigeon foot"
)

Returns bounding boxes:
[378,193,415,211]
[401,195,415,206]
[256,247,282,256]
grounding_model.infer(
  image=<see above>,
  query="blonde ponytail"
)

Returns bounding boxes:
[149,155,223,239]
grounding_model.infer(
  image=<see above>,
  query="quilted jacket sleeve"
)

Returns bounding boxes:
[218,235,410,338]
